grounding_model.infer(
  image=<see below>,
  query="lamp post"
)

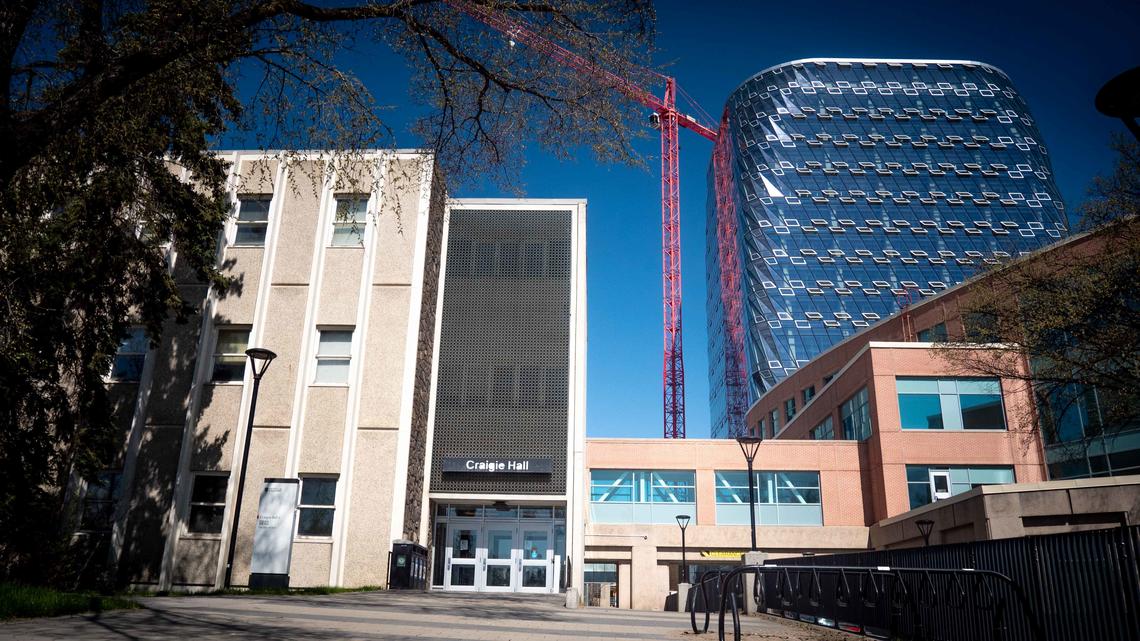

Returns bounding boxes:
[223,347,277,588]
[915,519,934,548]
[736,434,763,550]
[676,514,691,584]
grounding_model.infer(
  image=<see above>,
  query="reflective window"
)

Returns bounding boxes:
[314,329,353,384]
[298,476,337,537]
[589,470,696,524]
[211,328,249,382]
[234,196,271,246]
[714,470,822,526]
[809,415,834,440]
[917,322,948,342]
[841,387,872,440]
[897,378,1005,430]
[331,195,367,246]
[109,328,147,382]
[187,474,228,534]
[906,465,1014,509]
[80,471,123,532]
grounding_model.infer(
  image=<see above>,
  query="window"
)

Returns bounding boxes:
[331,195,368,246]
[802,385,816,404]
[211,327,249,382]
[906,465,1014,509]
[80,471,122,532]
[297,476,337,537]
[841,387,872,440]
[314,329,353,384]
[234,196,272,246]
[589,470,695,524]
[916,322,949,342]
[810,416,834,440]
[770,409,780,436]
[714,470,822,526]
[897,378,1005,430]
[964,312,1001,343]
[784,398,796,423]
[822,372,836,386]
[187,474,228,534]
[109,328,147,382]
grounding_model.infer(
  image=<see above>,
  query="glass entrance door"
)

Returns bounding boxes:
[483,524,516,592]
[518,527,553,593]
[445,524,478,591]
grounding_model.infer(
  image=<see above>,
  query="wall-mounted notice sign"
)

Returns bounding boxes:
[442,458,553,474]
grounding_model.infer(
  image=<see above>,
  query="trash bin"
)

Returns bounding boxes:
[388,539,428,590]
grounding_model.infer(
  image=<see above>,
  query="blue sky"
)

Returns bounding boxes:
[256,1,1140,439]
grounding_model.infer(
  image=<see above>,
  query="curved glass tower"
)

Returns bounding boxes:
[706,58,1068,438]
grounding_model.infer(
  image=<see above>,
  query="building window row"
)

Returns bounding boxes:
[233,193,371,249]
[208,326,357,385]
[897,378,1005,431]
[587,470,822,526]
[186,473,339,538]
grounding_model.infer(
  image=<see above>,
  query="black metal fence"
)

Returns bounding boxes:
[689,525,1140,641]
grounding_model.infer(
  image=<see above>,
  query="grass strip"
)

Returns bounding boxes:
[0,583,138,620]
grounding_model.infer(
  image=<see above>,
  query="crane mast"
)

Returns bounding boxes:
[445,1,748,439]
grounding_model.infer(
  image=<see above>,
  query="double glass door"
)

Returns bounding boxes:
[444,521,558,593]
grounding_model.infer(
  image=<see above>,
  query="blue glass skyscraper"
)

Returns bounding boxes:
[706,58,1068,438]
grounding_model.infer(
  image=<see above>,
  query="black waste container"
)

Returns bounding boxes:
[388,540,428,590]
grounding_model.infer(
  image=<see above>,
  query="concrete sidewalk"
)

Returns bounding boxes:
[0,590,848,640]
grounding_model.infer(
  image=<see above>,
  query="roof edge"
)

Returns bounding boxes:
[728,57,1009,102]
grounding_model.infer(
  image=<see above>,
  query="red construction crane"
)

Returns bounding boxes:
[445,1,749,439]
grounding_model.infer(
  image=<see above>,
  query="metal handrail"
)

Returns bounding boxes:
[694,564,1044,641]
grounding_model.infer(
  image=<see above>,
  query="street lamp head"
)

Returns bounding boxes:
[676,514,691,530]
[245,347,277,380]
[1096,66,1140,119]
[736,434,763,462]
[915,519,935,546]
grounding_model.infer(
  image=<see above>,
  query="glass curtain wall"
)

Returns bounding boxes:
[706,59,1069,437]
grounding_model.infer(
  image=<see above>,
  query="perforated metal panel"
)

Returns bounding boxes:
[429,208,572,495]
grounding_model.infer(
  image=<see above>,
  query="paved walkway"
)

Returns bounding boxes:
[1,590,849,640]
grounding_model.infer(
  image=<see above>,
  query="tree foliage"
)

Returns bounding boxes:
[940,138,1140,446]
[0,0,655,583]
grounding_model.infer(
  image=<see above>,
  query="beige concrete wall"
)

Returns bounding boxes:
[112,151,439,591]
[255,285,308,427]
[223,428,290,584]
[358,288,412,429]
[316,250,364,326]
[119,425,183,587]
[342,429,400,587]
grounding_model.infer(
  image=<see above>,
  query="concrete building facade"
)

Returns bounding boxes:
[97,152,586,594]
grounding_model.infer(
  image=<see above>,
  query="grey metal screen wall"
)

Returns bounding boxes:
[429,208,572,495]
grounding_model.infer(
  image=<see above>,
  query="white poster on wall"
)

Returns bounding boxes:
[250,478,299,580]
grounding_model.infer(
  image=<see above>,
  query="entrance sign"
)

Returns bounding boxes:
[442,458,553,474]
[249,478,299,588]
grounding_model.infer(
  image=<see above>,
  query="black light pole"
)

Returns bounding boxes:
[915,519,935,548]
[223,347,277,589]
[676,514,691,584]
[736,434,763,551]
[1095,66,1140,142]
